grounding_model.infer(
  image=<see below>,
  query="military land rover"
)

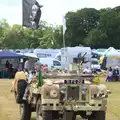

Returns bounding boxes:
[18,73,108,120]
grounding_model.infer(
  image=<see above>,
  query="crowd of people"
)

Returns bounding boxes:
[1,60,17,78]
[106,66,119,82]
[1,58,49,79]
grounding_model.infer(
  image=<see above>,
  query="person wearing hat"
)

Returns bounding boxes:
[10,70,27,93]
[10,69,28,103]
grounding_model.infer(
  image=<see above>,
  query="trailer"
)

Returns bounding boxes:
[60,46,92,71]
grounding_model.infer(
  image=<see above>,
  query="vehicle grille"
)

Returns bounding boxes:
[67,86,79,100]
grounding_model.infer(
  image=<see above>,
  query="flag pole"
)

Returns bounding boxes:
[22,0,24,31]
[21,0,24,70]
[62,15,67,71]
[63,29,65,49]
[63,30,65,69]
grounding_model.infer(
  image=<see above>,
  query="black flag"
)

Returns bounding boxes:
[22,0,43,29]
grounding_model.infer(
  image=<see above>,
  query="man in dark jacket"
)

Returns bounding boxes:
[113,67,119,82]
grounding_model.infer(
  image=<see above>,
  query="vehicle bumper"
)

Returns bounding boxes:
[42,104,107,111]
[92,68,101,71]
[41,98,107,111]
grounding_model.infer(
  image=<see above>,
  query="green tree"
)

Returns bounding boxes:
[2,24,29,49]
[85,29,108,48]
[0,19,10,48]
[99,9,120,48]
[113,6,120,12]
[65,8,100,46]
[53,25,63,48]
[85,8,120,48]
[1,5,120,49]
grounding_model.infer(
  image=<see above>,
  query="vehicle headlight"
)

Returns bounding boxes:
[90,85,99,98]
[41,83,59,99]
[50,90,58,98]
[60,86,67,94]
[81,87,88,94]
[90,84,107,98]
[97,84,107,97]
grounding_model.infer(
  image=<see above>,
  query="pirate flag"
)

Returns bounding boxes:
[22,0,43,29]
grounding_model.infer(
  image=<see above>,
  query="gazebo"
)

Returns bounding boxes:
[0,51,24,58]
[103,47,120,68]
[0,51,24,78]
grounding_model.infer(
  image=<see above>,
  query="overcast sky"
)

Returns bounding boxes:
[0,0,120,26]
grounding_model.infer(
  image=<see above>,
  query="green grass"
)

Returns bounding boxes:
[0,77,120,120]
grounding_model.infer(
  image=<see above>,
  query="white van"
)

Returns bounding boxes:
[38,57,61,70]
[91,58,101,71]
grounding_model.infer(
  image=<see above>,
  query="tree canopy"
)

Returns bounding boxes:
[65,6,120,48]
[0,5,120,49]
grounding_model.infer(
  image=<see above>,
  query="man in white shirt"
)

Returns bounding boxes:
[83,67,91,74]
[23,71,36,100]
[106,69,112,82]
[28,71,34,83]
[24,60,28,70]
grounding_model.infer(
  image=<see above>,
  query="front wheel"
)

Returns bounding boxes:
[36,99,42,120]
[62,111,76,120]
[42,111,59,120]
[88,111,106,120]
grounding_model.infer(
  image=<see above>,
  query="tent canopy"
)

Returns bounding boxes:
[103,47,120,57]
[24,53,38,58]
[0,51,24,58]
[18,52,38,58]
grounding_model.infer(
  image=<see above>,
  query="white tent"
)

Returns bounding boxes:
[18,53,38,58]
[103,47,120,68]
[24,53,38,58]
[103,47,120,57]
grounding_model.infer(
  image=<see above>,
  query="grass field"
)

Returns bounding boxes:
[0,77,120,120]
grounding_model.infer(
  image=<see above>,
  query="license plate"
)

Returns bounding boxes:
[64,79,84,84]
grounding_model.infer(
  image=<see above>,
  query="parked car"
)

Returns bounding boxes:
[91,58,101,72]
[37,57,62,70]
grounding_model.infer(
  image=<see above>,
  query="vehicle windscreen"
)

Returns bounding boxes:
[91,60,98,65]
[53,60,61,66]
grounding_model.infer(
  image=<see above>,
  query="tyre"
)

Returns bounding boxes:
[42,111,52,120]
[42,111,59,120]
[62,111,76,120]
[79,111,88,119]
[88,111,106,120]
[36,99,42,120]
[20,103,31,120]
